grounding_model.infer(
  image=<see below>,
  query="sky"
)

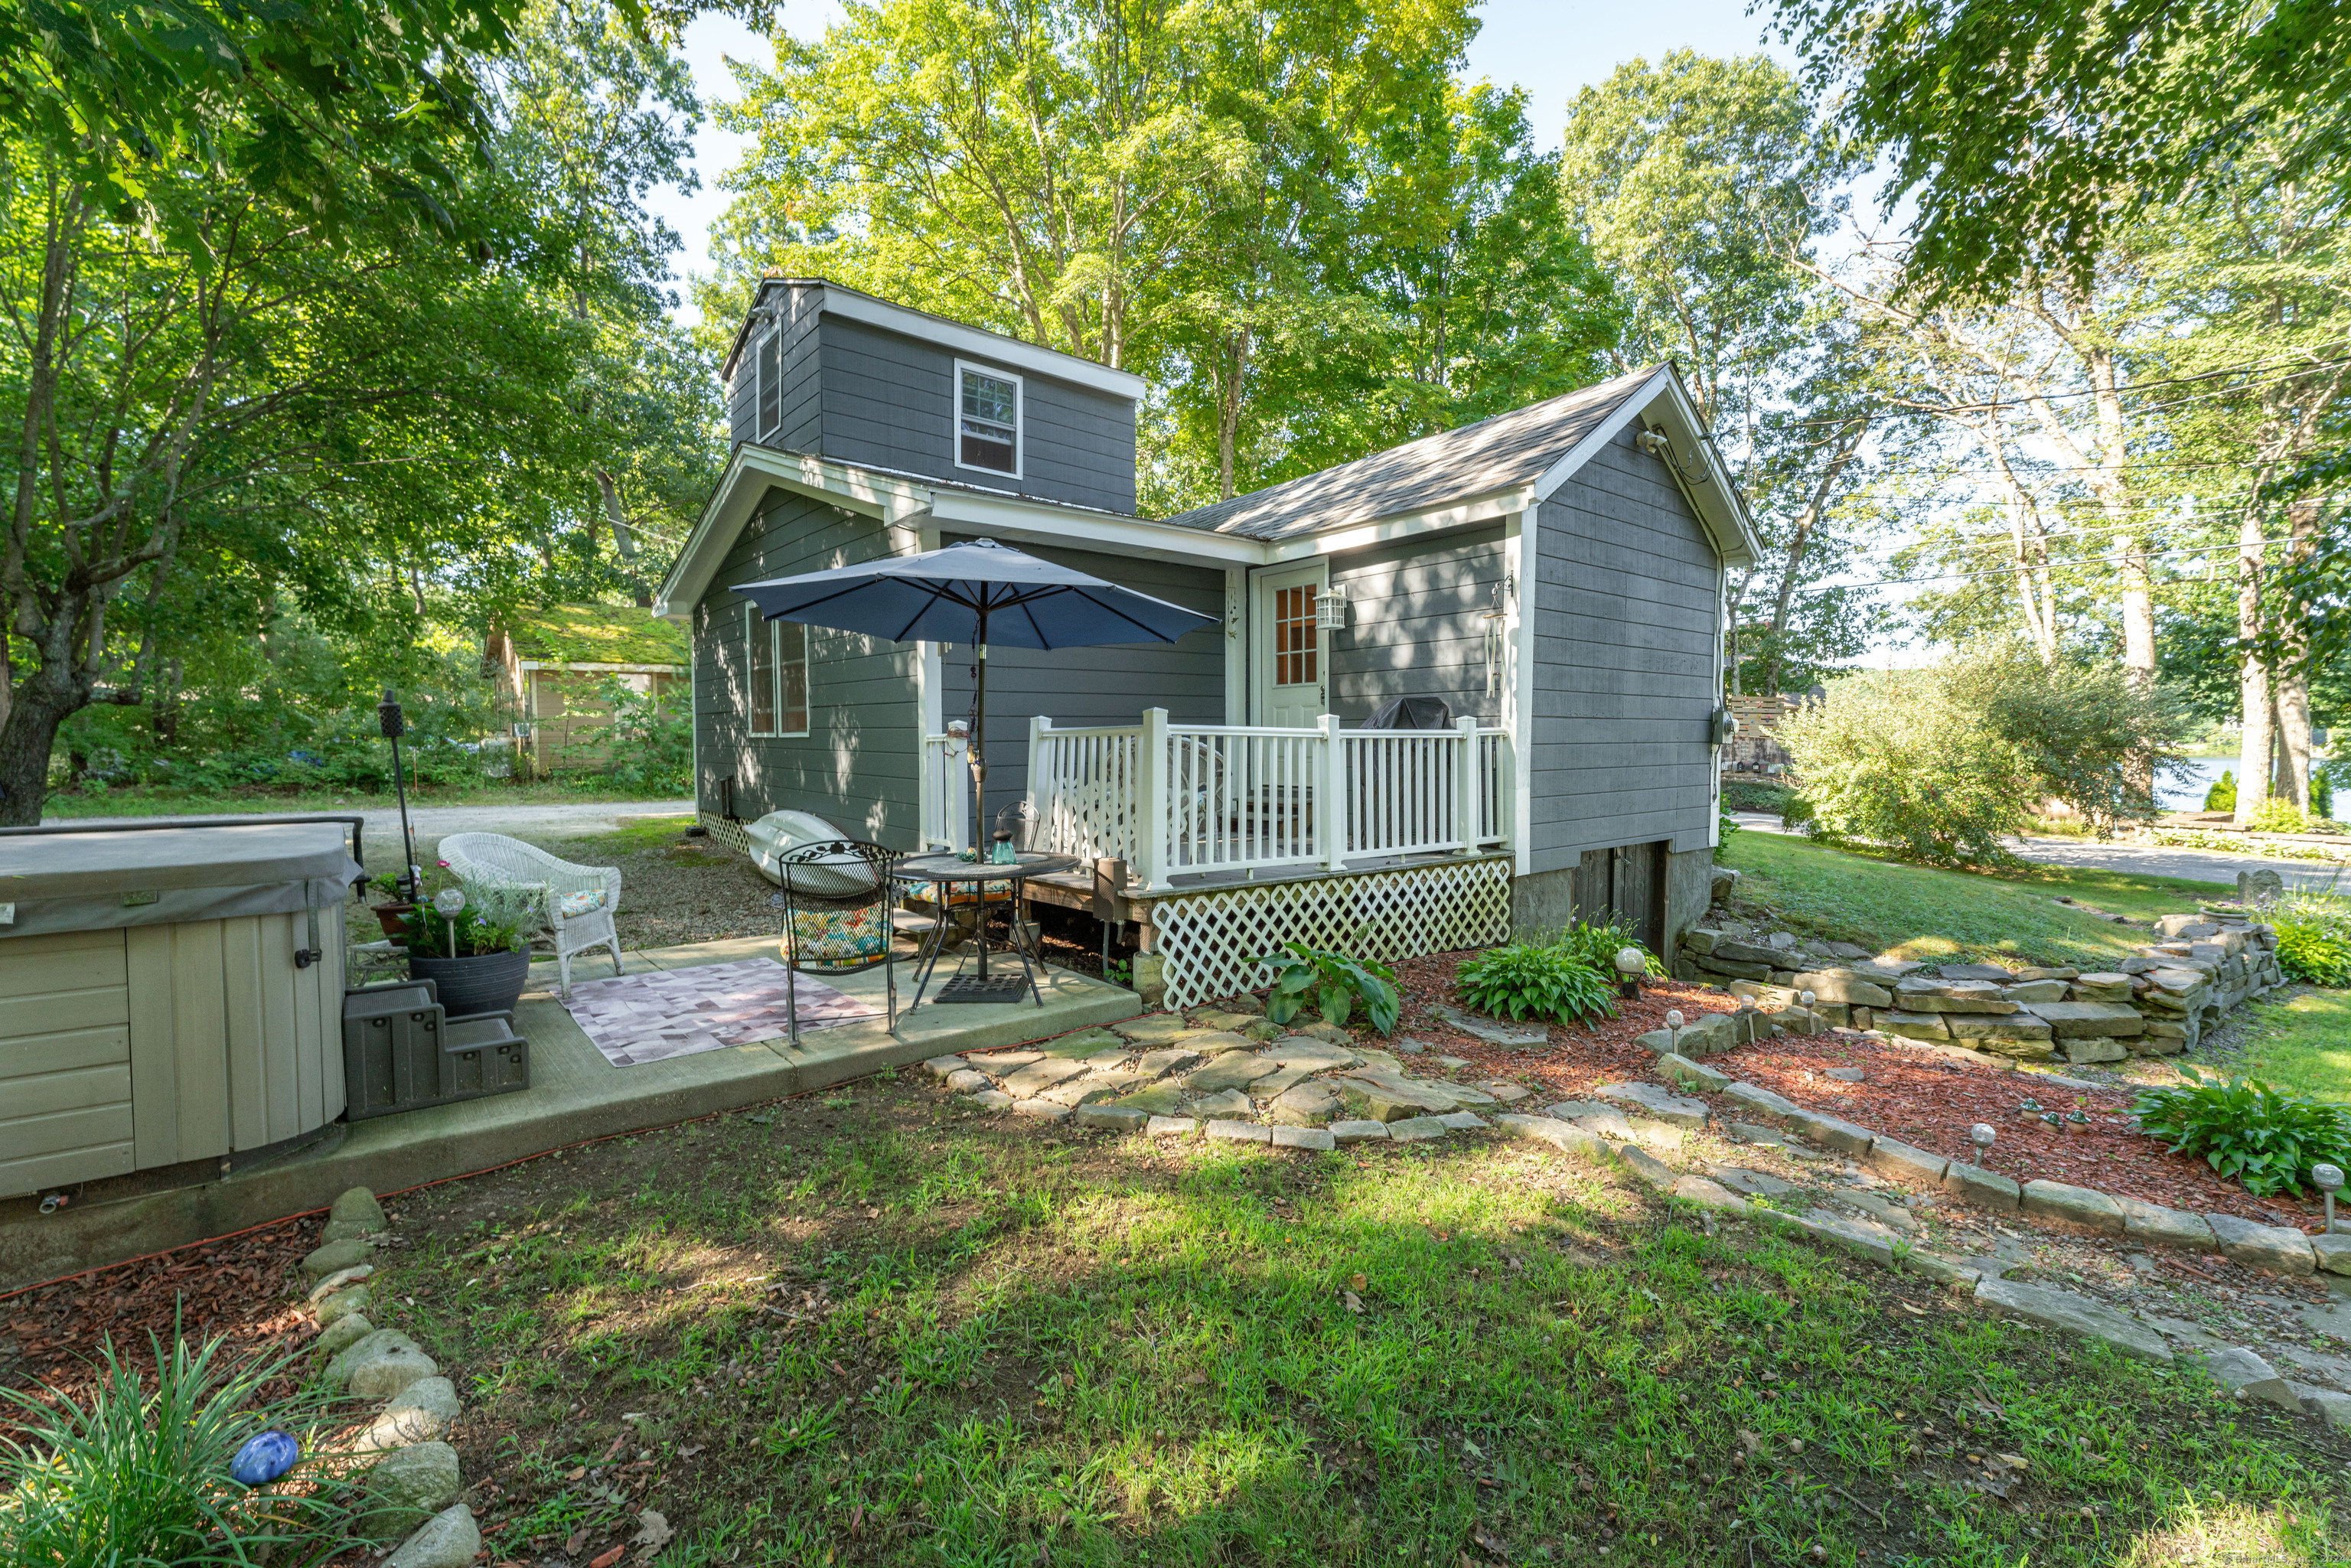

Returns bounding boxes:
[650,0,1797,328]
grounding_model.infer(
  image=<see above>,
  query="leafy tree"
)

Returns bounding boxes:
[1773,0,2351,300]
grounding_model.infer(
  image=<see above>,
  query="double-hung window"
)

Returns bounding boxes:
[956,361,1020,476]
[745,605,809,738]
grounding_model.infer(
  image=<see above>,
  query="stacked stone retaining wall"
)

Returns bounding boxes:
[1670,907,2284,1067]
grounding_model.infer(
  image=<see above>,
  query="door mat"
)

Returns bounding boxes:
[562,957,880,1067]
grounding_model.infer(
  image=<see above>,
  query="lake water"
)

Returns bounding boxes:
[2160,756,2233,811]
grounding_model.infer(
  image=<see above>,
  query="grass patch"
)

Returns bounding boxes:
[2229,987,2351,1103]
[541,815,702,858]
[1722,833,2234,968]
[38,779,688,819]
[375,1086,2349,1567]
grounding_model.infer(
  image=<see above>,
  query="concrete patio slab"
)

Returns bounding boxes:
[1,935,1138,1289]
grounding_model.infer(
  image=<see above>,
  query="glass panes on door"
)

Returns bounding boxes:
[1274,584,1317,686]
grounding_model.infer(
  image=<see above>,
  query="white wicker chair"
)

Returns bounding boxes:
[437,832,624,998]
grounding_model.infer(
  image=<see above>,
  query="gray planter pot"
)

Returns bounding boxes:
[407,947,532,1019]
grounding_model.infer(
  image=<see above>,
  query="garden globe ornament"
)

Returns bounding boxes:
[230,1429,299,1487]
[2315,1162,2344,1234]
[1665,1009,1684,1052]
[432,886,466,957]
[1613,947,1645,999]
[1799,989,1817,1034]
[1971,1123,1997,1156]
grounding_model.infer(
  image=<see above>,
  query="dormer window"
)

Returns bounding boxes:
[956,362,1020,476]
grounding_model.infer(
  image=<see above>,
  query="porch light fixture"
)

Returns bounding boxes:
[1316,586,1349,631]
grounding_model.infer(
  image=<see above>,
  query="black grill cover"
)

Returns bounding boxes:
[1363,696,1455,731]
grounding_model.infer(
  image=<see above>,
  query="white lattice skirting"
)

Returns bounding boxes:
[1153,855,1512,1011]
[699,812,751,857]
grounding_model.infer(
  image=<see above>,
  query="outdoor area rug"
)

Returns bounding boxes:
[561,957,880,1068]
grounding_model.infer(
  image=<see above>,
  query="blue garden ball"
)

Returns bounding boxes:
[230,1429,299,1486]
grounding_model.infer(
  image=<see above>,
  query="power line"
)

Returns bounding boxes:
[1762,354,2351,429]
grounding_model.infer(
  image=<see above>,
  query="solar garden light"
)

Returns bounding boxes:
[1614,946,1646,999]
[1800,988,1818,1035]
[1971,1123,1997,1159]
[2315,1163,2344,1234]
[1665,1009,1684,1054]
[432,887,466,960]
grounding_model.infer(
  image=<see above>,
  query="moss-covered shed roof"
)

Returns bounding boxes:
[503,604,687,667]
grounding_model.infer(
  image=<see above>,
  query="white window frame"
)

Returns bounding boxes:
[755,321,782,443]
[952,358,1023,480]
[743,604,810,739]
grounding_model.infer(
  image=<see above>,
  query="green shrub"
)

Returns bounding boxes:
[2203,768,2237,813]
[2246,795,2309,834]
[2130,1067,2351,1198]
[1774,645,2178,867]
[2314,769,2336,820]
[1255,941,1400,1034]
[1550,918,1665,979]
[0,1327,360,1566]
[1720,780,1792,815]
[1454,944,1619,1028]
[2272,895,2351,986]
[570,674,693,794]
[399,876,536,957]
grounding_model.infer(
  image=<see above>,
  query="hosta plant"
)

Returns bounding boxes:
[1254,941,1400,1035]
[1454,944,1619,1029]
[2130,1067,2351,1198]
[1551,918,1665,980]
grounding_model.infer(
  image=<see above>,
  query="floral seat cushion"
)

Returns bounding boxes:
[786,905,885,965]
[556,888,609,918]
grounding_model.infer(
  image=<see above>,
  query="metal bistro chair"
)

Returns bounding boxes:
[771,839,898,1045]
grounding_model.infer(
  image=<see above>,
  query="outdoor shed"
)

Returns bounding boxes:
[0,822,361,1198]
[486,603,689,777]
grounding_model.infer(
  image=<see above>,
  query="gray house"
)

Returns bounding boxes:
[656,279,1759,1006]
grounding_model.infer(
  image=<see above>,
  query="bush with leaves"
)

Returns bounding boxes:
[2245,795,2310,834]
[570,674,693,794]
[2271,895,2351,986]
[2204,768,2238,813]
[1720,779,1792,815]
[1549,918,1665,979]
[1454,943,1619,1029]
[1255,942,1400,1034]
[1,1327,363,1566]
[2130,1068,2351,1198]
[1775,643,2180,867]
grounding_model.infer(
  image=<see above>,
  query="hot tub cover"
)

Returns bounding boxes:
[0,822,364,937]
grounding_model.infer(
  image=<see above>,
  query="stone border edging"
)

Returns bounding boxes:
[299,1188,478,1567]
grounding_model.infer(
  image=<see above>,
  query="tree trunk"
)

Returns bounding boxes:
[0,673,77,826]
[2277,679,2311,807]
[596,469,654,608]
[2234,507,2274,825]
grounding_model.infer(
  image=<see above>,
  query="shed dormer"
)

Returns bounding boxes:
[719,279,1144,516]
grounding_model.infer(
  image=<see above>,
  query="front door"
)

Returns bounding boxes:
[1254,563,1328,727]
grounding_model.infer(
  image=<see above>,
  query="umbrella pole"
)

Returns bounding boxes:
[973,604,989,981]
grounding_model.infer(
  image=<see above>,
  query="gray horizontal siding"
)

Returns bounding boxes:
[1325,524,1507,727]
[817,316,1137,513]
[729,284,823,451]
[1528,425,1721,865]
[694,487,922,847]
[941,537,1224,817]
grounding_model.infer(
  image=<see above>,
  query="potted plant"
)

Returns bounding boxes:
[365,871,416,940]
[403,880,536,1017]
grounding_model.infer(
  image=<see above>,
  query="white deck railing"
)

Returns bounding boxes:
[918,709,1508,890]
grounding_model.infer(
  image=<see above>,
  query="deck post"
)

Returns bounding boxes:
[1138,707,1170,891]
[1026,715,1052,850]
[1318,713,1346,871]
[1454,714,1480,854]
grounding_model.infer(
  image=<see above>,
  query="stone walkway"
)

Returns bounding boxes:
[924,997,2351,1440]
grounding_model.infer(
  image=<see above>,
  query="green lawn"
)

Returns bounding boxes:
[36,779,688,820]
[1720,832,2235,970]
[375,1084,2349,1568]
[2229,987,2351,1102]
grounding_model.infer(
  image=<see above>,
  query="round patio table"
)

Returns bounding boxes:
[895,851,1078,1011]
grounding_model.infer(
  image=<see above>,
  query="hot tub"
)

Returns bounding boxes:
[0,820,363,1198]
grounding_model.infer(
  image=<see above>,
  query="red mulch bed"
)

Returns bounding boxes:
[1383,947,2323,1233]
[1,1211,324,1420]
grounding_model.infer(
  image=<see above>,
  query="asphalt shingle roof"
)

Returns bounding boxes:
[1157,365,1665,541]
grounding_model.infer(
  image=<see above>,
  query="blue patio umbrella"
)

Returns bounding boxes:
[732,538,1216,855]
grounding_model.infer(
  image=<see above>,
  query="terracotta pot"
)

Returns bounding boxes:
[372,902,416,940]
[408,947,533,1019]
